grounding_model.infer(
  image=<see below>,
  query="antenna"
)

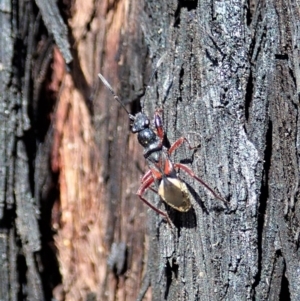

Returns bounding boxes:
[144,52,167,97]
[98,53,167,118]
[98,73,135,120]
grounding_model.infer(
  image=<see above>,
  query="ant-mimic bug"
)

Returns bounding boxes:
[98,71,226,223]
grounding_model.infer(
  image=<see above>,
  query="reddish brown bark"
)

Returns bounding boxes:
[51,1,150,300]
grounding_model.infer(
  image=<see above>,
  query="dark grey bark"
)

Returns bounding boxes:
[0,0,71,300]
[138,0,300,300]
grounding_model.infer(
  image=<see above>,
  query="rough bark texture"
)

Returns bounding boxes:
[1,1,61,300]
[1,0,300,300]
[142,1,300,300]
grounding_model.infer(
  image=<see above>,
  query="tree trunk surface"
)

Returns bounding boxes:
[0,0,299,301]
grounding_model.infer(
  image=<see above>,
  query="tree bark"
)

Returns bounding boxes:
[142,1,300,300]
[1,0,300,300]
[0,1,69,300]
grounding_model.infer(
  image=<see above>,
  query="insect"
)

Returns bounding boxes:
[98,73,226,223]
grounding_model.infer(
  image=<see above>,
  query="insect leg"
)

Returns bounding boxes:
[168,137,197,155]
[141,170,153,183]
[136,176,171,224]
[141,170,158,194]
[154,110,164,142]
[174,163,227,204]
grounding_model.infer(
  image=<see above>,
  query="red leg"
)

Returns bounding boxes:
[168,137,197,155]
[136,176,171,224]
[174,163,227,203]
[141,170,153,184]
[154,110,164,142]
[141,170,158,193]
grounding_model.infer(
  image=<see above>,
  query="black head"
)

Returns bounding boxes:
[131,112,150,133]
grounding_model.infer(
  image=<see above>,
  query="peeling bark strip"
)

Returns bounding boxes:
[35,0,72,64]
